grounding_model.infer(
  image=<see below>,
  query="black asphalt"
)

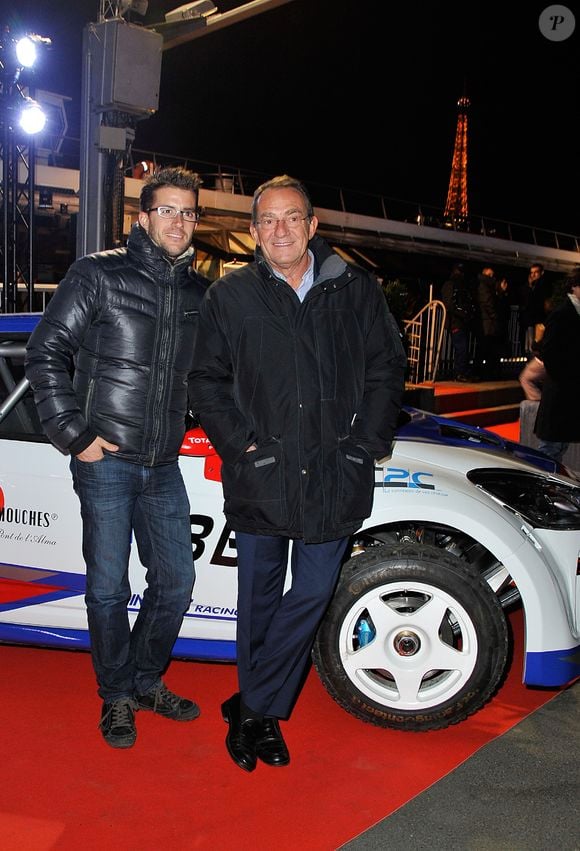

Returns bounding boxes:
[340,681,579,851]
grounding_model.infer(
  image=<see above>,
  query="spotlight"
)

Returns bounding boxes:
[15,36,37,68]
[18,98,47,134]
[14,34,52,69]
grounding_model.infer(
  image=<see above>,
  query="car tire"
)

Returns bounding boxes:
[313,543,509,731]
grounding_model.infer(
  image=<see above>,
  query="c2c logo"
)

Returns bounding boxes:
[382,468,435,490]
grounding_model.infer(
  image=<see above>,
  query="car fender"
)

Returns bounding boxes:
[367,469,577,667]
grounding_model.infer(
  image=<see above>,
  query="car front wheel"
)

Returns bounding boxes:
[313,543,509,731]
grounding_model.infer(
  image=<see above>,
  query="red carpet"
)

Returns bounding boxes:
[0,609,558,850]
[486,421,520,441]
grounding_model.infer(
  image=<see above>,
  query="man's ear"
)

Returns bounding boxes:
[249,223,259,246]
[138,210,149,231]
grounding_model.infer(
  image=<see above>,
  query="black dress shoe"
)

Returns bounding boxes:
[221,693,259,773]
[255,716,290,767]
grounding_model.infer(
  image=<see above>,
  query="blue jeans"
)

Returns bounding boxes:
[538,440,569,463]
[70,455,195,702]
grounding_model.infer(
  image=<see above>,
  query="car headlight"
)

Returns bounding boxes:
[467,469,580,530]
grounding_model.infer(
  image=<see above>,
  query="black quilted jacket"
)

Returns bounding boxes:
[25,224,207,465]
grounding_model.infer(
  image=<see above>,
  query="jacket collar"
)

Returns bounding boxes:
[127,223,194,277]
[255,234,348,288]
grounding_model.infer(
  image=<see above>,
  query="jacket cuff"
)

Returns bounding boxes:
[68,429,98,457]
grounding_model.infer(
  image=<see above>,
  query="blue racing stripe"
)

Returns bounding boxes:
[524,646,580,687]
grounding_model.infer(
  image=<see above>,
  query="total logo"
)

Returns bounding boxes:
[180,427,223,483]
[180,427,216,457]
[381,468,435,490]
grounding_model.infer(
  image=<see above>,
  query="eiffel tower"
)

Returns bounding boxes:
[444,95,470,228]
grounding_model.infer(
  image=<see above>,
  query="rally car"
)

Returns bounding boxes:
[1,313,579,731]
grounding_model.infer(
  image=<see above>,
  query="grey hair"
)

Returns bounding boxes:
[251,174,314,224]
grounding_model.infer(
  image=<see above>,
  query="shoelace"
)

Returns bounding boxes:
[152,684,180,712]
[99,699,136,730]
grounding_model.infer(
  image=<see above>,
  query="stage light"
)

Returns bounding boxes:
[15,36,37,68]
[18,98,47,134]
[14,34,52,69]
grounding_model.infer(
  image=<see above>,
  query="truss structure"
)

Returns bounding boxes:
[444,96,470,228]
[1,52,37,312]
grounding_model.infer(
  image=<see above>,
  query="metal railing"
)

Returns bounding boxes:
[36,137,580,255]
[403,297,447,385]
[401,299,528,385]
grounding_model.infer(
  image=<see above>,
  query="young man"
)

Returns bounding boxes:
[25,167,207,748]
[520,262,552,356]
[191,175,407,771]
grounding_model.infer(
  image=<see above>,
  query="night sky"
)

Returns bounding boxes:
[5,0,579,235]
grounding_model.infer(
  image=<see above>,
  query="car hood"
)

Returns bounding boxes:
[396,407,560,475]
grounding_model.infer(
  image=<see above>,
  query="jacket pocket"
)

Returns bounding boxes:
[334,438,374,525]
[222,437,287,529]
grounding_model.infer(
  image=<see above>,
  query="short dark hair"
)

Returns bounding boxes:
[529,262,544,274]
[140,166,201,212]
[251,174,314,224]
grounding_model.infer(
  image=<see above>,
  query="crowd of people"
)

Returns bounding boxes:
[440,261,511,381]
[439,258,579,463]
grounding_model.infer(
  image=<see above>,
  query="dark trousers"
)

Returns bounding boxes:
[450,327,469,376]
[234,532,349,718]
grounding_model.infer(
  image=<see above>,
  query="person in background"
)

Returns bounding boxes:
[25,167,206,749]
[476,266,508,380]
[533,267,580,461]
[190,174,407,772]
[441,262,476,381]
[519,262,552,357]
[518,269,569,403]
[519,355,545,401]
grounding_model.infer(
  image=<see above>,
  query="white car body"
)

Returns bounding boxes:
[1,313,579,729]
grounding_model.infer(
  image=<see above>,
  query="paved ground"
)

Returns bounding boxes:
[340,681,579,850]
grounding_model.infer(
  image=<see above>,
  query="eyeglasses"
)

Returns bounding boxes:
[255,213,311,230]
[146,206,199,222]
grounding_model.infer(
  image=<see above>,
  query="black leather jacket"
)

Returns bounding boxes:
[25,224,207,465]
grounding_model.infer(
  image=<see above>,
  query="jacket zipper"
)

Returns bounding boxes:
[149,269,175,465]
[84,377,95,420]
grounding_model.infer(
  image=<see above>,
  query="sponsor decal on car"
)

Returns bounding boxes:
[382,468,435,489]
[127,591,237,621]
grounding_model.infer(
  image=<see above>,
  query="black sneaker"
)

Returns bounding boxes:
[99,698,137,749]
[136,682,200,721]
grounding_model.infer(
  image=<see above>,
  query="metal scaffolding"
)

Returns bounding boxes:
[1,40,37,313]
